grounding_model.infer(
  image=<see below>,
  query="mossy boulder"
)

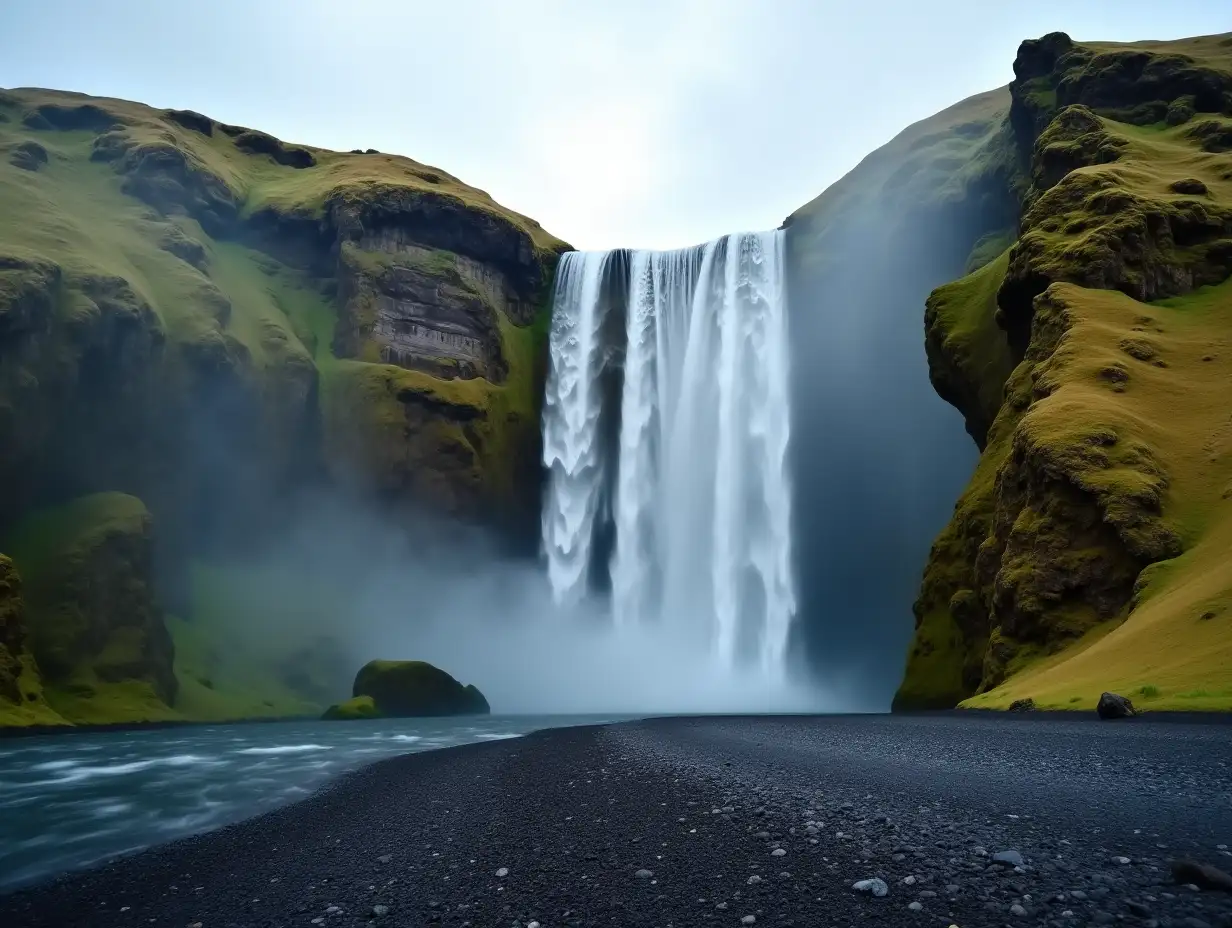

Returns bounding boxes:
[353,660,490,717]
[322,694,380,720]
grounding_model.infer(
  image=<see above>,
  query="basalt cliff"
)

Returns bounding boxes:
[0,88,567,726]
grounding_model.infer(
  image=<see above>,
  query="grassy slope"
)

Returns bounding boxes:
[787,87,1013,267]
[964,277,1232,711]
[904,33,1232,711]
[0,88,566,726]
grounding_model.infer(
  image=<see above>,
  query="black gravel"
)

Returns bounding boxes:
[2,713,1232,928]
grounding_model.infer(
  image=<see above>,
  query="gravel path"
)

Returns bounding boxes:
[2,714,1231,928]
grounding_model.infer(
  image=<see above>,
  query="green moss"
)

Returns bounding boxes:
[168,614,323,722]
[322,694,380,720]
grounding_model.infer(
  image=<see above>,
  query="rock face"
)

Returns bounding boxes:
[896,32,1232,711]
[4,493,176,722]
[0,88,567,726]
[1097,692,1136,720]
[352,660,490,717]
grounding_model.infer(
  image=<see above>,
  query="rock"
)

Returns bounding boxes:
[1097,692,1137,719]
[903,876,917,886]
[634,869,653,879]
[1170,858,1232,892]
[992,850,1025,867]
[352,660,490,717]
[371,905,389,917]
[1010,903,1027,916]
[908,901,923,911]
[853,878,889,897]
[1111,855,1131,865]
[1008,698,1036,712]
[322,695,381,721]
[771,848,786,857]
[741,917,756,925]
[376,854,392,864]
[1127,901,1151,917]
[495,867,509,878]
[747,875,762,885]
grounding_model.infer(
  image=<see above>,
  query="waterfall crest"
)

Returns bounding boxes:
[541,230,794,673]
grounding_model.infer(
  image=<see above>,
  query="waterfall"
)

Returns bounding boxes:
[541,230,795,673]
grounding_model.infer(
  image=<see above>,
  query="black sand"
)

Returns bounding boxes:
[3,714,1231,927]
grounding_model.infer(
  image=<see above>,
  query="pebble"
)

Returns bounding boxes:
[908,901,923,912]
[852,878,889,898]
[771,848,786,857]
[742,916,756,925]
[528,922,541,928]
[903,875,917,886]
[747,875,763,885]
[376,855,392,864]
[371,905,389,917]
[495,868,509,878]
[635,869,654,879]
[1010,903,1027,916]
[1112,856,1131,865]
[993,850,1025,867]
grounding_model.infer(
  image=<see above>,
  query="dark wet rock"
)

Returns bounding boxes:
[1098,692,1137,720]
[993,850,1026,867]
[1008,698,1036,712]
[1171,859,1232,893]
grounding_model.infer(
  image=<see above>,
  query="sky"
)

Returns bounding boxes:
[1,0,1228,251]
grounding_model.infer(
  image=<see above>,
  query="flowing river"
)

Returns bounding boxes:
[0,714,620,891]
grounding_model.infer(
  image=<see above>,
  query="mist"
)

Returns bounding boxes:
[196,493,853,715]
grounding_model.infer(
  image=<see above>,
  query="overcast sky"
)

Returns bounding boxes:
[1,1,1227,250]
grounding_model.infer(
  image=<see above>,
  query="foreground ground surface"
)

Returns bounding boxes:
[2,714,1231,928]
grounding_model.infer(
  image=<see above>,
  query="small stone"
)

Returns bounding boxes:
[852,878,889,897]
[1062,911,1074,918]
[742,916,756,925]
[1010,904,1027,916]
[311,921,324,926]
[635,868,654,879]
[771,848,786,857]
[495,867,509,878]
[993,850,1025,867]
[972,846,988,857]
[528,923,541,928]
[903,875,917,886]
[747,875,762,885]
[716,902,728,910]
[1071,891,1088,901]
[371,906,389,918]
[1112,856,1131,865]
[377,855,392,864]
[325,907,342,915]
[945,884,959,894]
[1127,902,1151,917]
[908,901,923,912]
[754,831,771,840]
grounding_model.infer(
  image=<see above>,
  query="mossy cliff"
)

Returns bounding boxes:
[0,88,566,726]
[895,31,1232,711]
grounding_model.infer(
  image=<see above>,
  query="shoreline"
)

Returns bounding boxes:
[2,714,1231,927]
[3,703,1232,740]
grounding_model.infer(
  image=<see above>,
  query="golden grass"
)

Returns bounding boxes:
[962,277,1232,711]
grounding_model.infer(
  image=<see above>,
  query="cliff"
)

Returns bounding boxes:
[0,88,568,726]
[896,32,1232,711]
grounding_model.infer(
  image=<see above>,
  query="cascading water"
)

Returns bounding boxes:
[541,230,795,674]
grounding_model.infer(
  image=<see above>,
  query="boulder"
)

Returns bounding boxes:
[1171,858,1232,892]
[322,694,380,721]
[352,660,490,717]
[1097,691,1136,719]
[1008,698,1036,712]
